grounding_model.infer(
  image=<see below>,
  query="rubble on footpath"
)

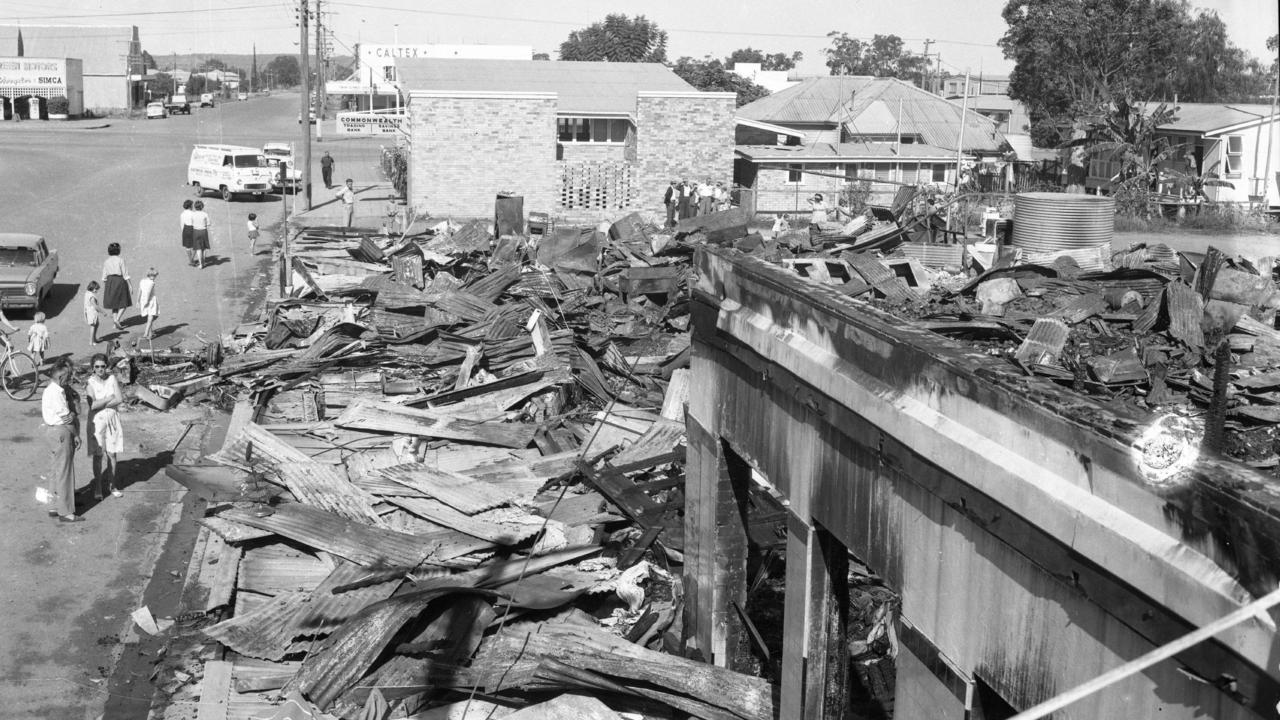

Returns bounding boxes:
[138,192,1280,718]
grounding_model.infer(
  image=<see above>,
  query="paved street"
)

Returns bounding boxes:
[0,93,386,719]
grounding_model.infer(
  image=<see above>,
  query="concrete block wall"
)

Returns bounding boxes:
[407,91,558,219]
[636,91,736,220]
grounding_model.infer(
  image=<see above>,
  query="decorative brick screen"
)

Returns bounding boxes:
[558,160,637,211]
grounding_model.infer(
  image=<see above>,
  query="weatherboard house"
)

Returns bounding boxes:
[733,76,1009,214]
[395,58,736,221]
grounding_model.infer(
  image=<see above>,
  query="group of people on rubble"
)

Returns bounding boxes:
[663,178,732,228]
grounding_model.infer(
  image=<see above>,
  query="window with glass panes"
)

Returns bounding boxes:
[557,117,630,143]
[1225,135,1243,178]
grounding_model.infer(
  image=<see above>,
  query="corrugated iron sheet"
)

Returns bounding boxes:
[389,496,543,545]
[284,462,386,527]
[213,503,444,568]
[611,419,686,467]
[378,464,515,514]
[1014,318,1071,365]
[237,543,332,596]
[898,242,965,269]
[335,398,538,449]
[206,560,400,661]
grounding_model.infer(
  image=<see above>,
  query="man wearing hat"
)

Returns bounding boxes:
[663,180,679,228]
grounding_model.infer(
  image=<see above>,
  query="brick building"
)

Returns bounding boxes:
[397,59,735,222]
[735,76,1008,214]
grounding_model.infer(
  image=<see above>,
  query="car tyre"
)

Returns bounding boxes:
[221,187,234,202]
[193,182,203,197]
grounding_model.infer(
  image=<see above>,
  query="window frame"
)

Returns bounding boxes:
[557,116,631,144]
[785,164,803,184]
[1224,134,1244,178]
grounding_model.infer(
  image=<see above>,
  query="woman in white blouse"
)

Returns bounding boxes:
[85,352,125,499]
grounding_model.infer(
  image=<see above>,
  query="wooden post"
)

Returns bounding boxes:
[682,414,750,669]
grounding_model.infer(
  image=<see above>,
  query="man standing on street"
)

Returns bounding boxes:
[663,180,678,228]
[320,151,334,189]
[336,178,356,227]
[42,358,83,523]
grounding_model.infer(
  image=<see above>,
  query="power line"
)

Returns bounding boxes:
[0,3,277,21]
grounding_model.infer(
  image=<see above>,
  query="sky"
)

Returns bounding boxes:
[1,0,1276,78]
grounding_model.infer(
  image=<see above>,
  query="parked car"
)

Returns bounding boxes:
[187,144,275,201]
[199,93,215,108]
[298,110,317,124]
[0,233,59,313]
[237,92,248,101]
[146,101,167,119]
[262,142,302,192]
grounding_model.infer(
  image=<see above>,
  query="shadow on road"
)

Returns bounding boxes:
[76,448,175,515]
[42,282,79,319]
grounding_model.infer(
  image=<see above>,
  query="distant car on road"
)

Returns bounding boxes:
[237,92,248,101]
[164,94,191,114]
[146,101,167,119]
[298,110,317,124]
[262,142,302,192]
[0,233,59,313]
[199,93,215,108]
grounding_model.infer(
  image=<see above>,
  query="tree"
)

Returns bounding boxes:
[1066,95,1184,215]
[199,57,227,72]
[824,32,928,82]
[264,55,300,87]
[559,14,667,62]
[671,56,770,107]
[532,52,551,61]
[726,47,803,71]
[1000,0,1270,145]
[141,50,157,70]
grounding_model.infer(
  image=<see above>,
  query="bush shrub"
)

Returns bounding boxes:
[47,96,69,114]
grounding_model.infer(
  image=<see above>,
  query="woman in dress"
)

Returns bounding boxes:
[180,199,195,266]
[100,242,131,330]
[137,268,159,339]
[190,200,211,269]
[85,352,124,499]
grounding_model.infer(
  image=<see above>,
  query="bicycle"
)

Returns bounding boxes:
[0,329,40,401]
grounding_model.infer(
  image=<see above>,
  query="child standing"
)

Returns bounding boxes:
[137,268,159,340]
[84,281,104,345]
[26,311,49,367]
[246,213,261,254]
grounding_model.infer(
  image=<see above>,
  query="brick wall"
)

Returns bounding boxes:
[407,92,558,219]
[636,92,736,220]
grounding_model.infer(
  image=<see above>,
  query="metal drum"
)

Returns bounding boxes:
[1011,192,1115,253]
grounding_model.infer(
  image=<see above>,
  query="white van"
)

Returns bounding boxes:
[187,145,276,201]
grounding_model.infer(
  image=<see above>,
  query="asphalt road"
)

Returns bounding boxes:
[0,91,341,720]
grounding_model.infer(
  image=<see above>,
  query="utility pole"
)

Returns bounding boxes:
[921,39,934,93]
[314,0,324,143]
[300,0,312,210]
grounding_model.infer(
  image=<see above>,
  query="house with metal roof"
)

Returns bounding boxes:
[395,58,736,221]
[1085,102,1280,210]
[0,25,143,114]
[733,76,1009,214]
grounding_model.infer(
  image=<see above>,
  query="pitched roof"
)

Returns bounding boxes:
[397,59,696,115]
[736,76,1006,153]
[1157,102,1279,135]
[735,75,875,124]
[736,141,958,163]
[0,24,137,75]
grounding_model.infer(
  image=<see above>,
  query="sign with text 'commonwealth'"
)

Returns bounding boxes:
[335,110,406,136]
